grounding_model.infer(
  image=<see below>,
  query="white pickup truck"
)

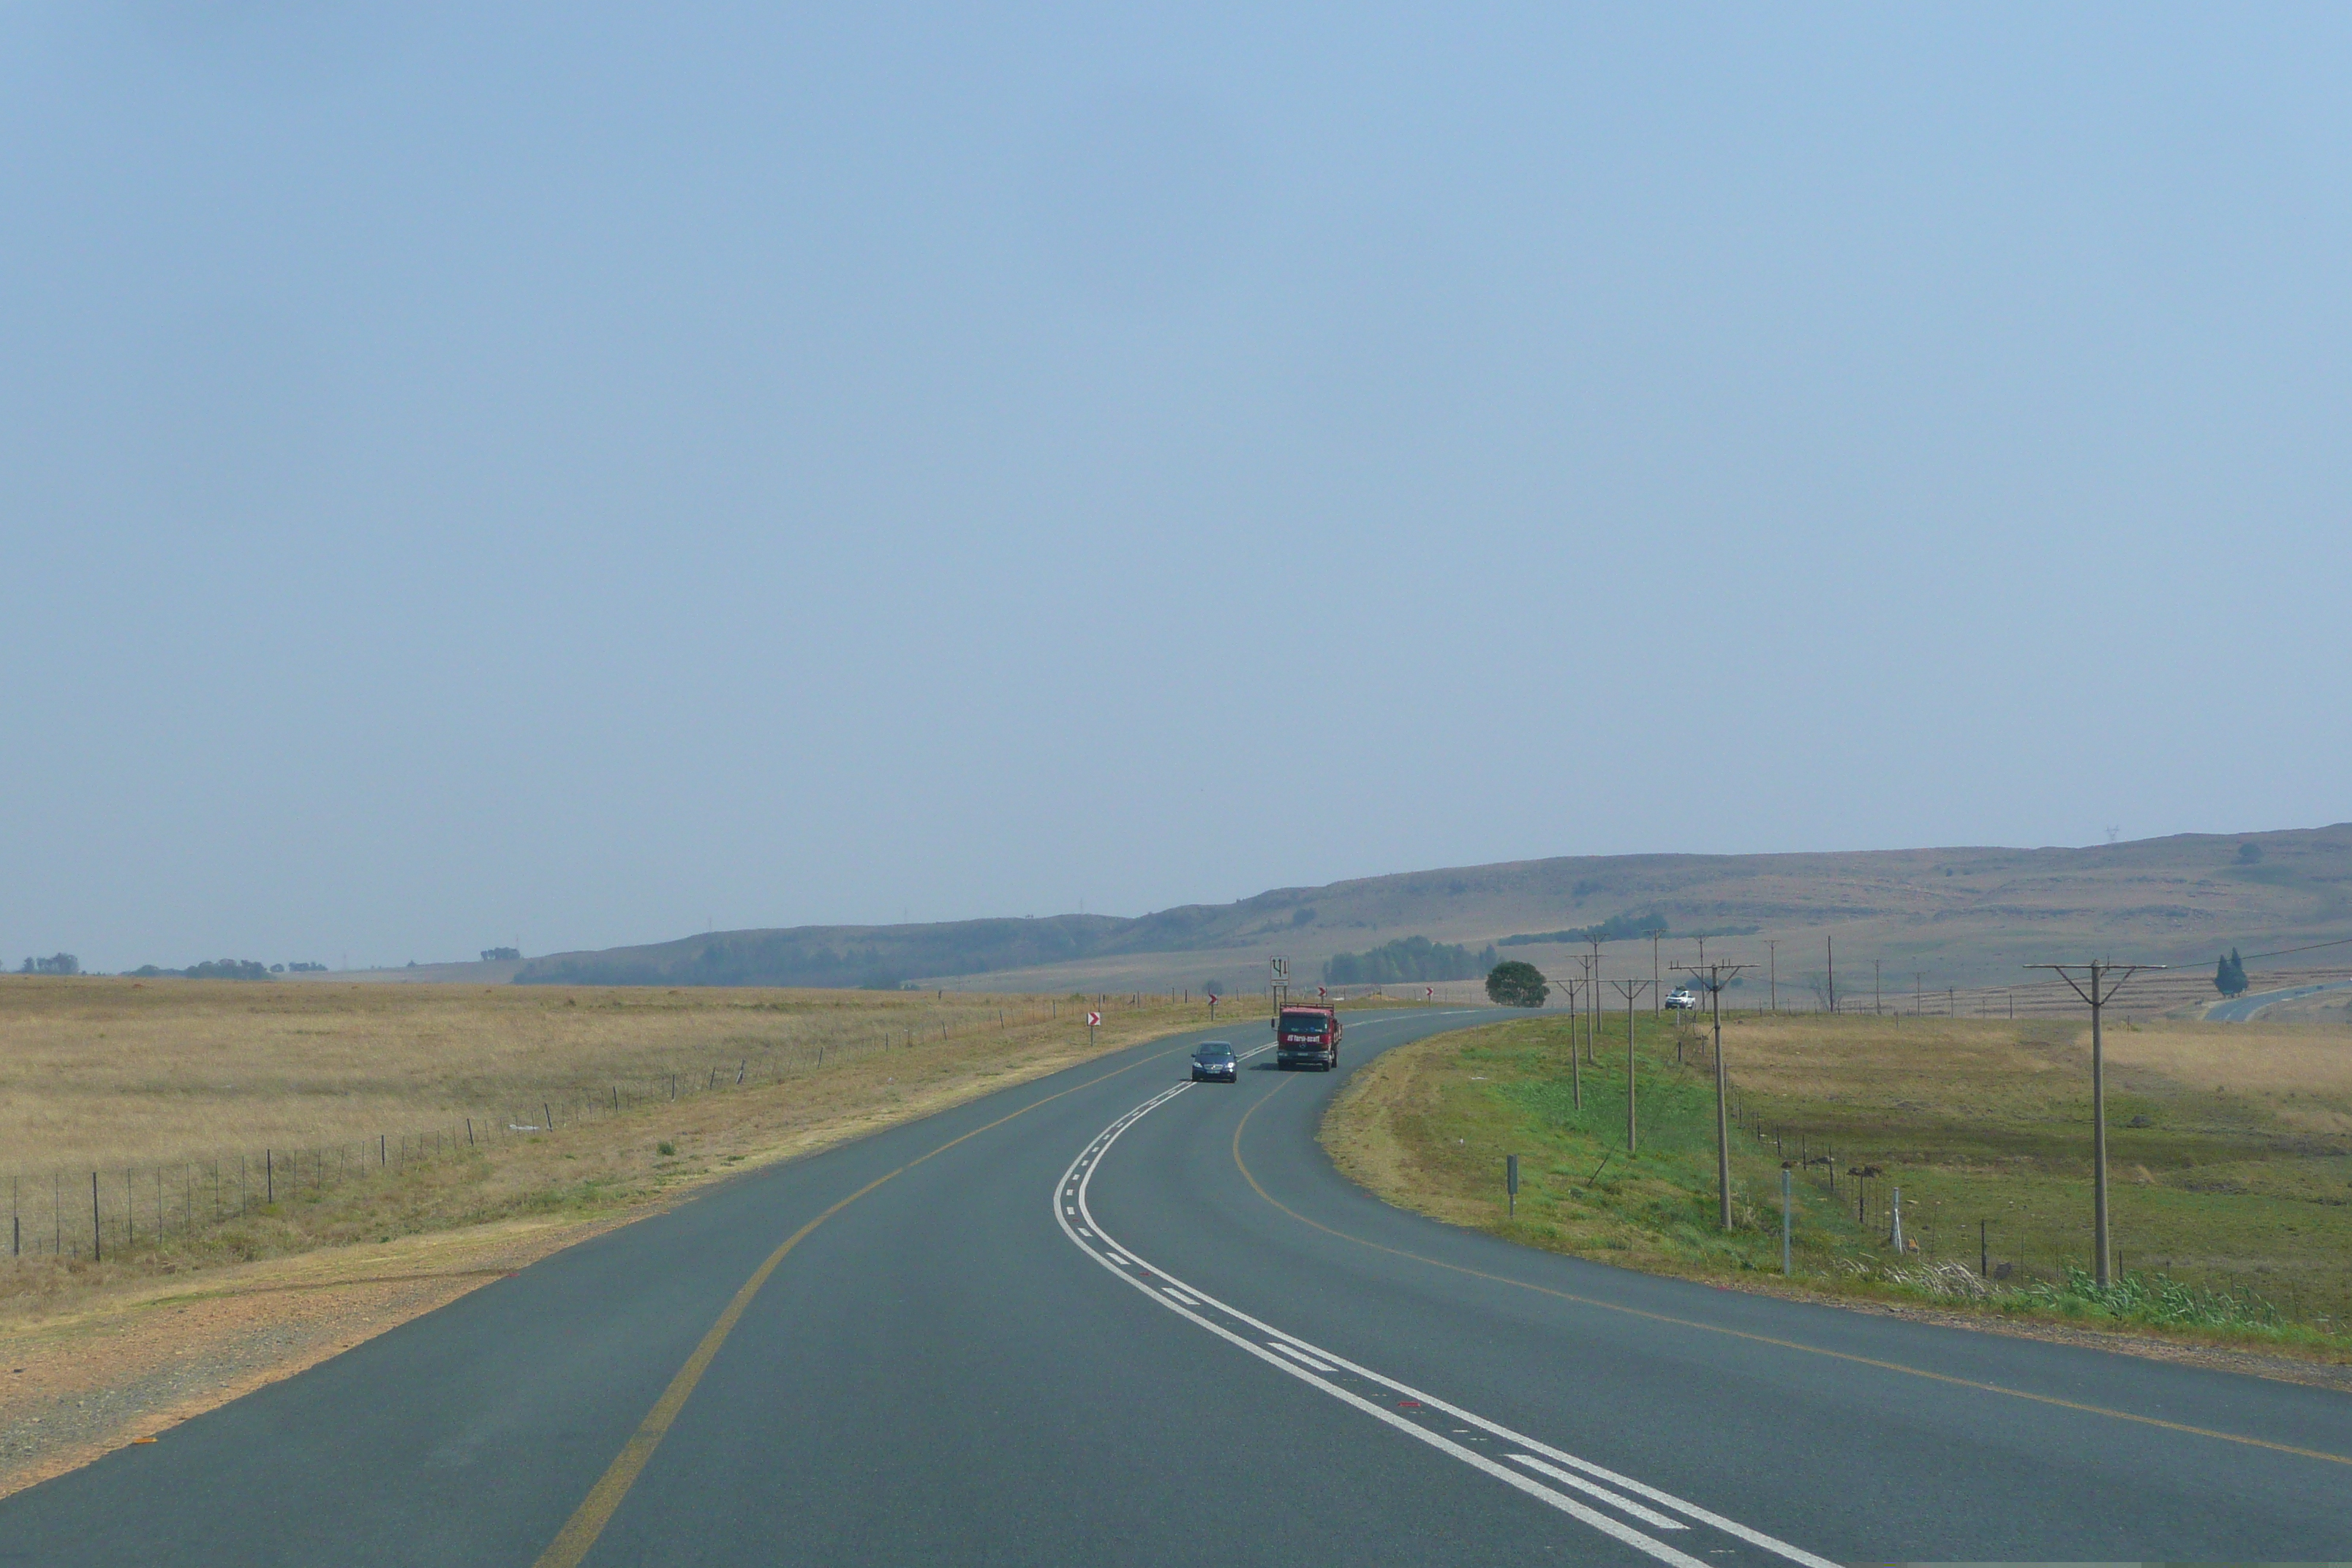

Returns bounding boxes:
[1664,987,1697,1011]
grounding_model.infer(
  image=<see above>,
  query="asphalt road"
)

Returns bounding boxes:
[5,1009,2349,1564]
[2207,978,2352,1022]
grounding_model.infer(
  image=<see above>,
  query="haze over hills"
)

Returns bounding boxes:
[508,824,2352,998]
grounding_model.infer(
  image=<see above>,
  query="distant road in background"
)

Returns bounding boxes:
[2208,978,2352,1022]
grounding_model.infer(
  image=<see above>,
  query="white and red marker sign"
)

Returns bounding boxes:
[1086,1011,1101,1027]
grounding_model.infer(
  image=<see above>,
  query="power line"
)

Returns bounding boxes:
[2231,933,2352,962]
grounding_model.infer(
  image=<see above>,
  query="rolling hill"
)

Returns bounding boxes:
[509,823,2352,999]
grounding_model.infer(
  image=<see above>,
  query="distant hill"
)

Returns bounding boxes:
[514,916,1131,990]
[511,823,2352,997]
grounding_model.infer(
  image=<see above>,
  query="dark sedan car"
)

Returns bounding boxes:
[1190,1041,1238,1082]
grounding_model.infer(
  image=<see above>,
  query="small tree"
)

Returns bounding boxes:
[184,958,272,981]
[2214,949,2249,997]
[2236,841,2265,864]
[1485,960,1548,1008]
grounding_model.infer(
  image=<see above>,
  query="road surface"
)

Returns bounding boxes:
[2208,978,2352,1022]
[4,1008,2348,1564]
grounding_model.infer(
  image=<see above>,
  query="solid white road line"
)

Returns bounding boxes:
[1264,1341,1338,1374]
[1505,1454,1690,1531]
[1051,1099,1710,1565]
[1049,1055,1837,1568]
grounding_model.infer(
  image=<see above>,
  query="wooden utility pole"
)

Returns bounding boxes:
[1612,978,1651,1153]
[1676,961,1749,1230]
[2024,959,2163,1289]
[1649,930,1666,1016]
[1584,938,1605,1066]
[1572,954,1591,1066]
[1873,959,1882,1017]
[1826,936,1836,1014]
[1564,977,1583,1110]
[1765,940,1777,1012]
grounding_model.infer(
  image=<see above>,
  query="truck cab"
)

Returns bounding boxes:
[1273,1005,1341,1071]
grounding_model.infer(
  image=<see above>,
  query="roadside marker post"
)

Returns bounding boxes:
[1780,1164,1793,1275]
[1086,1011,1101,1048]
[1506,1154,1519,1218]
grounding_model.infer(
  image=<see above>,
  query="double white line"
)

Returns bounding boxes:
[1051,1070,1836,1568]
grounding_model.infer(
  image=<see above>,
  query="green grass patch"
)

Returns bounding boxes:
[1326,1013,2352,1356]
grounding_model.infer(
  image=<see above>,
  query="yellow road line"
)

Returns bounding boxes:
[1229,1079,2352,1470]
[532,1045,1182,1568]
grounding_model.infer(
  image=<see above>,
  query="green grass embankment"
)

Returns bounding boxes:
[1323,1011,2352,1359]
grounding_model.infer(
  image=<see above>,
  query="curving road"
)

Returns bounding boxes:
[4,1009,2349,1564]
[2208,979,2352,1022]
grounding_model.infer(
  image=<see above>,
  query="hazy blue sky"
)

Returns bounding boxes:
[7,4,2349,970]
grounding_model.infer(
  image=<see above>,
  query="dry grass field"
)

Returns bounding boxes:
[0,974,1240,1497]
[0,976,1097,1172]
[1326,1008,2352,1356]
[0,976,1212,1310]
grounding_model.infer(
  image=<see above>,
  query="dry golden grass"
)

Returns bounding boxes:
[0,976,1219,1307]
[0,976,1228,1497]
[1706,1010,2352,1117]
[2110,1017,2352,1101]
[0,976,1102,1173]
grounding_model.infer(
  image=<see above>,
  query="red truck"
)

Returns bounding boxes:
[1273,1003,1342,1071]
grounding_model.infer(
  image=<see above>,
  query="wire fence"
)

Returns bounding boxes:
[4,984,1417,1270]
[1718,1093,2348,1337]
[2,994,1159,1267]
